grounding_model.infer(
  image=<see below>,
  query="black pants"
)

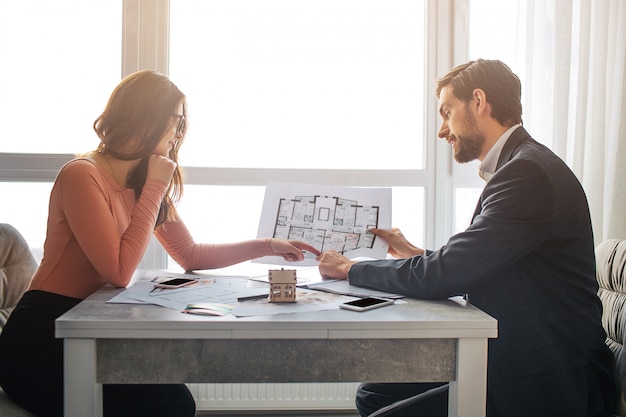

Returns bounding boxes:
[355,382,448,417]
[356,366,615,417]
[0,290,195,417]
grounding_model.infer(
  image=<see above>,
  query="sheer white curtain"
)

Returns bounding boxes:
[515,0,626,243]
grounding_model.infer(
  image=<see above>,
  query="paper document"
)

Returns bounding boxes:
[107,271,258,311]
[249,266,404,299]
[232,288,356,317]
[301,279,405,299]
[107,270,404,316]
[255,181,391,266]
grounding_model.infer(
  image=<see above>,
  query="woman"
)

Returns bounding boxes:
[0,69,320,417]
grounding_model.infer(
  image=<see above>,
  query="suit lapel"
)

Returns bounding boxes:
[495,126,531,170]
[471,126,532,222]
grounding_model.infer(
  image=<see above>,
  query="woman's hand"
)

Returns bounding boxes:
[370,227,424,258]
[146,154,177,185]
[268,239,321,262]
[317,250,356,280]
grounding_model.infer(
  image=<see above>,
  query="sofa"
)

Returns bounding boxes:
[0,223,37,416]
[0,223,37,330]
[596,239,626,416]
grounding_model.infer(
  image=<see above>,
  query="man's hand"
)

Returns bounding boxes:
[317,250,357,280]
[370,228,424,258]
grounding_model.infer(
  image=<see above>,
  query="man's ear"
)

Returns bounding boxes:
[472,88,489,116]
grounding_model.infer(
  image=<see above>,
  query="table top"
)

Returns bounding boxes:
[56,275,497,340]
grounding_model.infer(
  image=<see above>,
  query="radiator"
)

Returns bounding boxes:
[187,383,359,411]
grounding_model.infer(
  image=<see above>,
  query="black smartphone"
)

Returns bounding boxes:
[153,277,198,289]
[339,297,394,312]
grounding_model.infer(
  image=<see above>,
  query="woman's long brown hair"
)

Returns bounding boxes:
[91,69,186,227]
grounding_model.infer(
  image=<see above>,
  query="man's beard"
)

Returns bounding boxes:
[452,110,484,163]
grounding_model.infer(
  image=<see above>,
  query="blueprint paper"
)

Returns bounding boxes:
[255,182,391,266]
[107,271,257,310]
[301,279,405,299]
[232,288,356,317]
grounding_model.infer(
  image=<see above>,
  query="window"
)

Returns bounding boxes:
[168,0,429,250]
[451,0,527,234]
[0,1,452,258]
[0,0,122,155]
[0,0,121,247]
[468,0,521,66]
[169,0,426,170]
[0,182,52,261]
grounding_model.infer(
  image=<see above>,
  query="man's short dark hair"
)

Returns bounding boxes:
[436,59,523,127]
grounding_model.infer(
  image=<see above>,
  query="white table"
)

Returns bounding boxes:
[56,276,497,417]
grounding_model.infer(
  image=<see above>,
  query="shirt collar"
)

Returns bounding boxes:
[478,124,521,182]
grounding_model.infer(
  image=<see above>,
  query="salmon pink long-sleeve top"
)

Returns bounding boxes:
[28,158,274,299]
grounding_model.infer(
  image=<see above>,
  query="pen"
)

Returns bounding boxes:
[237,294,268,302]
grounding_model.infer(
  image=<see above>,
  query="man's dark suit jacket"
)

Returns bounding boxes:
[349,126,615,416]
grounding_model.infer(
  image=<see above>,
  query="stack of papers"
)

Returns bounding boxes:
[107,270,404,317]
[182,303,235,316]
[301,279,404,299]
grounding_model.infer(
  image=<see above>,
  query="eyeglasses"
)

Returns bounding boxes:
[175,114,186,136]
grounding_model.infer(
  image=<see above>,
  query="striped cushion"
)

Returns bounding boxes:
[596,239,626,416]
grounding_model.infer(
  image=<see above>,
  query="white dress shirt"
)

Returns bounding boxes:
[478,124,521,182]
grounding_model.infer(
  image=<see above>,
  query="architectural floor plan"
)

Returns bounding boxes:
[256,182,392,266]
[273,194,379,253]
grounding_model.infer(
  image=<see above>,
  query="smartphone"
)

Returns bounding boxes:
[154,277,198,289]
[339,297,394,312]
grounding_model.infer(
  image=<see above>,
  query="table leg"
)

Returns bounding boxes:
[64,339,102,417]
[448,337,488,417]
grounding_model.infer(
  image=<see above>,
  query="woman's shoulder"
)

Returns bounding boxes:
[57,157,102,182]
[63,156,97,168]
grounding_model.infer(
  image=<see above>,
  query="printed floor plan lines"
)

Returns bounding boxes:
[272,194,380,253]
[256,182,391,266]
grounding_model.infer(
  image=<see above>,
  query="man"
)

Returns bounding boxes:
[317,59,615,417]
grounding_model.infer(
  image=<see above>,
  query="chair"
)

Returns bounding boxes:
[0,223,37,416]
[596,239,626,416]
